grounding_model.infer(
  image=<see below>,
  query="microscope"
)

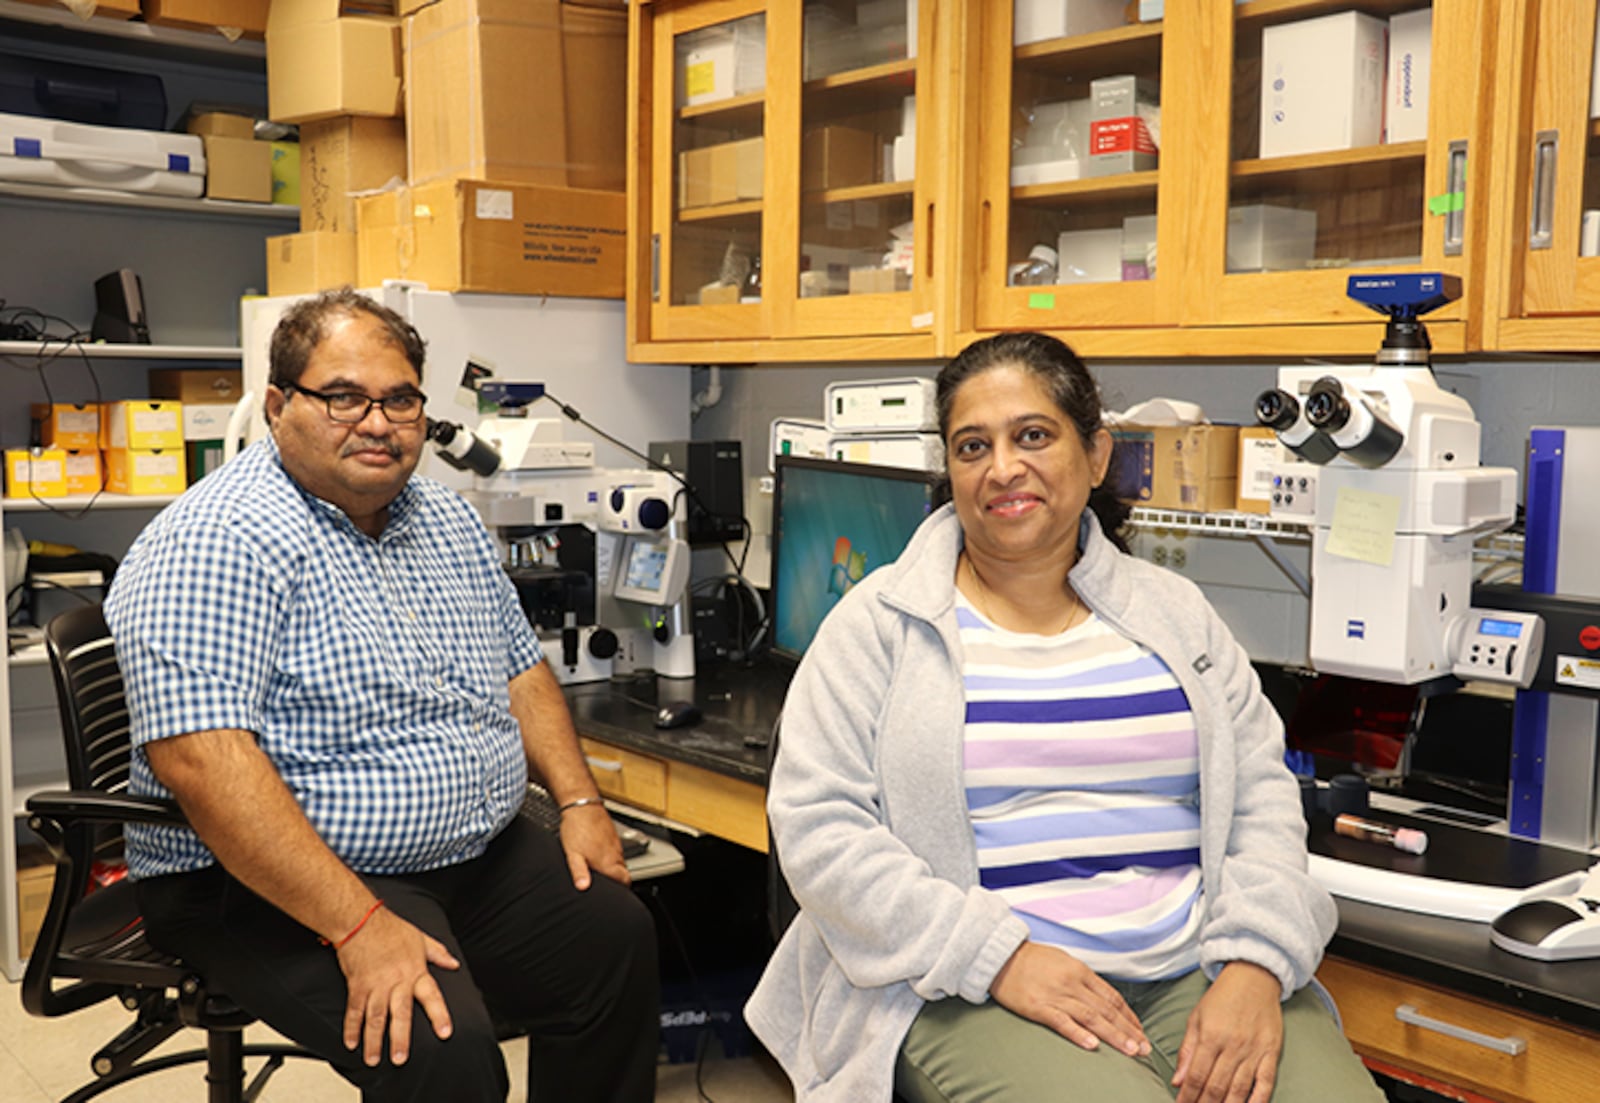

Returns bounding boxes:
[1254,274,1534,688]
[456,383,696,685]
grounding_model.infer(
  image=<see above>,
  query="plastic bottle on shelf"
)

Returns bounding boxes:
[1009,244,1059,287]
[741,254,762,303]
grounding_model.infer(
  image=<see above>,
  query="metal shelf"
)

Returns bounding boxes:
[0,0,265,67]
[3,493,181,512]
[0,340,242,360]
[0,182,295,223]
[1128,507,1312,541]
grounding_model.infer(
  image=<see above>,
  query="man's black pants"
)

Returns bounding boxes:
[136,816,659,1102]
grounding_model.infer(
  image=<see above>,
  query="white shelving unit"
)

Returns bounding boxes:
[0,5,278,981]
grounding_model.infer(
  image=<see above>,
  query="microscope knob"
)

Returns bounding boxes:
[653,620,671,644]
[588,627,619,660]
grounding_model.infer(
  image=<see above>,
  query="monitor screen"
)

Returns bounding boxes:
[613,535,687,605]
[770,456,938,660]
[625,540,669,591]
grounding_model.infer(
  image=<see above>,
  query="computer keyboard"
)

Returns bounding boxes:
[519,785,650,859]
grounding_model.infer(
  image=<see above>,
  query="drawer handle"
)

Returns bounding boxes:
[1395,1004,1526,1056]
[585,756,623,773]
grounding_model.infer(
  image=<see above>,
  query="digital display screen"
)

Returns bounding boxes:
[1478,617,1523,638]
[771,457,937,660]
[624,541,669,593]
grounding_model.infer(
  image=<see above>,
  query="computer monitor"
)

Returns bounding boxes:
[770,456,938,661]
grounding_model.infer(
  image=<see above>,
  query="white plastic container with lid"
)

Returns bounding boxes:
[0,112,206,198]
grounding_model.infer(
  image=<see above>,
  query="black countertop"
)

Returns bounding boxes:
[560,660,792,785]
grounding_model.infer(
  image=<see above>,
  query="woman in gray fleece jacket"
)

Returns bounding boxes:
[746,333,1381,1103]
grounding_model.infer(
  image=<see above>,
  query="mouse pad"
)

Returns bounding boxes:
[1307,810,1592,889]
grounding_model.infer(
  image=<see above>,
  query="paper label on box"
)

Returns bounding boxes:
[64,454,97,476]
[685,61,716,100]
[59,410,97,434]
[476,189,515,221]
[1240,437,1281,498]
[1090,118,1156,156]
[17,458,62,483]
[133,409,179,436]
[136,453,181,478]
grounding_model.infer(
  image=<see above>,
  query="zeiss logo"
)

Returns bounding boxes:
[1346,620,1366,640]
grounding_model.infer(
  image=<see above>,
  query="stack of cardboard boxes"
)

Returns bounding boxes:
[4,370,243,500]
[1109,424,1291,516]
[264,0,629,300]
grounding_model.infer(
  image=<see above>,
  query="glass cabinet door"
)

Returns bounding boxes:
[1499,0,1600,342]
[767,0,938,340]
[973,1,1183,336]
[1187,0,1485,344]
[647,2,770,342]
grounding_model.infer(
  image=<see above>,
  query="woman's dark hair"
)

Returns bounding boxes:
[267,286,427,390]
[934,331,1131,551]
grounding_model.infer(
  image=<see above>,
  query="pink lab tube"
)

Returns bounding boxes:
[1334,814,1428,855]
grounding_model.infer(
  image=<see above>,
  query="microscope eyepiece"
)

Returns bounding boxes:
[1254,388,1296,430]
[1304,378,1352,432]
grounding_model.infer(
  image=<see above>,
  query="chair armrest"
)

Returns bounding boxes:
[26,790,186,829]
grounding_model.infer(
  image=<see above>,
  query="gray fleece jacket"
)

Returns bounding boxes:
[745,504,1337,1103]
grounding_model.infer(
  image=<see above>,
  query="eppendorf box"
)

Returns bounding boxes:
[1260,11,1386,159]
[1087,74,1158,177]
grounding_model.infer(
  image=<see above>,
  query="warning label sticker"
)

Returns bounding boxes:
[1554,655,1600,690]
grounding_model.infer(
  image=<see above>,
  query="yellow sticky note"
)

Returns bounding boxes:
[685,61,716,100]
[1325,486,1401,566]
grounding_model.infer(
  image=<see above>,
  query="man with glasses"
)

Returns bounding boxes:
[105,288,658,1103]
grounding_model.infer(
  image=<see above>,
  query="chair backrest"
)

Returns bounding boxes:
[44,603,132,797]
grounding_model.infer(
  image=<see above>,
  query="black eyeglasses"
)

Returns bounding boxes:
[283,383,427,424]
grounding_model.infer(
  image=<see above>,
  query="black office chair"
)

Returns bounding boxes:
[22,603,311,1102]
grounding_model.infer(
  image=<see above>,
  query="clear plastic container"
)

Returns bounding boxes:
[1009,243,1059,286]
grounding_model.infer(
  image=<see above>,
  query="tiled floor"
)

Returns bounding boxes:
[1,976,793,1102]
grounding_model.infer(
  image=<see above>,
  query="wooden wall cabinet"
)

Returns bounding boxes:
[626,1,1517,363]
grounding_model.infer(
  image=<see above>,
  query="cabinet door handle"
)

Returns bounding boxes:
[1443,140,1467,257]
[925,201,936,280]
[1530,129,1558,251]
[585,756,623,773]
[980,199,991,273]
[1394,1004,1527,1056]
[650,233,661,302]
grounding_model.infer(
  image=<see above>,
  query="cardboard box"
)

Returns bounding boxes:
[62,449,102,495]
[186,111,255,139]
[847,267,912,295]
[267,0,402,124]
[1226,204,1318,272]
[678,17,767,107]
[356,179,626,298]
[1236,425,1290,514]
[801,126,879,192]
[149,369,243,405]
[271,140,301,206]
[5,449,67,499]
[16,850,53,960]
[298,117,406,232]
[179,404,234,441]
[697,283,741,306]
[561,2,627,192]
[100,401,184,451]
[405,0,567,187]
[1260,11,1386,159]
[199,135,273,202]
[143,0,267,36]
[105,447,187,496]
[1149,425,1239,513]
[1014,0,1127,46]
[1386,8,1431,144]
[1088,74,1158,177]
[266,231,359,296]
[1056,227,1123,283]
[678,137,764,209]
[1108,428,1153,502]
[16,0,139,18]
[30,403,99,451]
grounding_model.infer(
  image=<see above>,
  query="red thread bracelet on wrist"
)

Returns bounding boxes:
[321,899,385,950]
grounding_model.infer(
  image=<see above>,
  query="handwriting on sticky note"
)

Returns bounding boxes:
[1325,486,1400,566]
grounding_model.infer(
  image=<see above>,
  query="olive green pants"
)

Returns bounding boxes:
[895,969,1384,1103]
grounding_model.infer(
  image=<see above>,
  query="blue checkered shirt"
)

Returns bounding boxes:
[105,438,544,880]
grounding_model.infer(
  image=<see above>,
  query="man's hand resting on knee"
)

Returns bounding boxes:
[336,905,461,1067]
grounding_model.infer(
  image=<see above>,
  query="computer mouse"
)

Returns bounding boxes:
[654,700,703,730]
[1490,897,1600,961]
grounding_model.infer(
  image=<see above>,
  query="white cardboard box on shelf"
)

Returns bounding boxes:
[679,18,766,107]
[1056,227,1123,283]
[1013,0,1127,46]
[1226,204,1318,272]
[1385,8,1431,144]
[0,113,205,198]
[1259,11,1386,159]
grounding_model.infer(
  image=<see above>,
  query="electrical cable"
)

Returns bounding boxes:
[2,308,109,518]
[537,390,756,578]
